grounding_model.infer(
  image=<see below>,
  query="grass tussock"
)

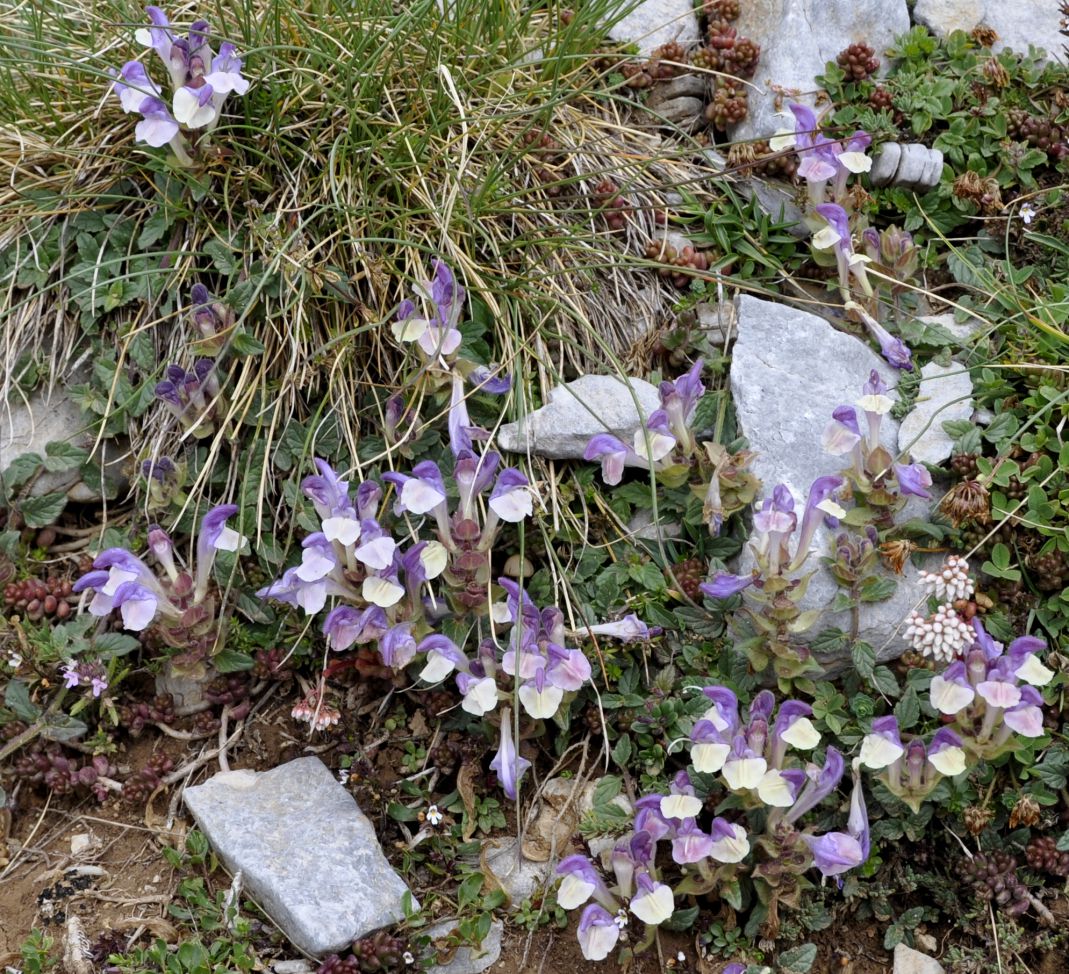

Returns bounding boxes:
[0,0,729,521]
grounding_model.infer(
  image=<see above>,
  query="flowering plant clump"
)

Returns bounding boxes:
[821,369,932,525]
[556,686,871,962]
[72,505,247,676]
[773,103,915,372]
[110,6,250,165]
[584,358,759,535]
[859,563,1054,811]
[699,475,845,679]
[255,450,634,797]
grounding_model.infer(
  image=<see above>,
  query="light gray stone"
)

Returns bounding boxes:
[156,662,215,714]
[183,757,415,956]
[646,74,707,104]
[898,362,974,465]
[426,919,504,974]
[604,0,700,57]
[497,375,661,461]
[913,0,1066,64]
[918,313,985,344]
[729,0,910,141]
[730,296,932,666]
[695,301,736,347]
[483,836,552,905]
[647,96,705,130]
[870,143,943,192]
[629,508,683,542]
[870,142,902,187]
[893,942,945,974]
[0,385,127,502]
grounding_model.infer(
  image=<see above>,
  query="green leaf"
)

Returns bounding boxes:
[858,575,897,603]
[42,441,90,473]
[661,906,699,931]
[230,330,265,357]
[894,688,921,730]
[592,775,622,807]
[213,648,255,673]
[387,801,418,822]
[851,641,875,680]
[628,560,666,593]
[19,491,68,528]
[4,680,41,721]
[612,734,633,768]
[870,666,901,698]
[457,873,484,909]
[2,452,43,490]
[777,943,818,973]
[40,712,88,742]
[203,238,238,275]
[93,632,141,658]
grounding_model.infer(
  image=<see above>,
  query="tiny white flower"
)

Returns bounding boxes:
[338,767,351,785]
[6,652,22,669]
[1019,203,1036,224]
[614,909,629,929]
[403,951,415,965]
[426,804,443,826]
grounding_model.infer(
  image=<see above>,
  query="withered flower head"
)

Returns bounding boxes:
[1009,794,1042,829]
[879,538,916,575]
[982,57,1010,88]
[940,479,991,527]
[953,169,986,202]
[963,804,994,836]
[970,25,999,47]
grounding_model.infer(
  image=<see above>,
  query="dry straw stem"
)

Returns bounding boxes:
[0,0,729,536]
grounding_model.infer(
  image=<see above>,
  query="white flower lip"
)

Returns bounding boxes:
[859,733,904,770]
[557,874,596,910]
[659,793,703,820]
[929,675,975,715]
[928,746,966,777]
[781,716,821,750]
[722,756,767,791]
[690,741,730,774]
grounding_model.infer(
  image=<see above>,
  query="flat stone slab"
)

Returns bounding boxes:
[893,942,945,974]
[729,0,910,141]
[604,0,700,57]
[730,296,932,666]
[898,361,974,466]
[426,919,504,974]
[913,0,1066,64]
[497,374,661,461]
[184,757,415,955]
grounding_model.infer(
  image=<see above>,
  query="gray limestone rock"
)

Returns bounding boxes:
[729,296,932,667]
[483,836,552,905]
[893,942,945,974]
[647,96,705,130]
[1,385,128,502]
[918,313,985,345]
[183,757,415,956]
[426,919,504,974]
[629,508,683,543]
[728,0,910,141]
[898,362,974,466]
[604,0,700,57]
[913,0,1066,64]
[497,375,661,461]
[870,143,944,192]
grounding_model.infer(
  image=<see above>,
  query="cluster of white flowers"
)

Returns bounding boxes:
[918,555,974,602]
[905,556,977,661]
[904,605,973,663]
[291,695,340,731]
